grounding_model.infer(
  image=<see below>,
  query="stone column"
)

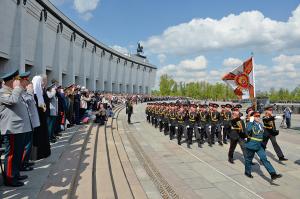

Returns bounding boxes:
[52,22,63,84]
[89,45,96,90]
[32,9,47,75]
[8,1,26,73]
[99,50,105,91]
[66,32,76,85]
[79,40,87,87]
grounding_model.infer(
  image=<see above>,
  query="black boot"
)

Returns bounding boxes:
[244,172,253,178]
[271,173,282,180]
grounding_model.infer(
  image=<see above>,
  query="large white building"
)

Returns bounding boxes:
[0,0,157,94]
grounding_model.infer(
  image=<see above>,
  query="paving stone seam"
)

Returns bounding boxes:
[111,106,136,198]
[122,119,180,199]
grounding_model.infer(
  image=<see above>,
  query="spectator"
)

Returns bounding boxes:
[31,75,51,160]
[283,106,292,128]
[126,100,133,124]
[46,83,58,143]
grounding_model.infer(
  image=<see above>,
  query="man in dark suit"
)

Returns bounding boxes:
[126,100,133,124]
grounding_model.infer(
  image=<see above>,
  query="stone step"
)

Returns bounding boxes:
[37,124,93,199]
[112,119,148,199]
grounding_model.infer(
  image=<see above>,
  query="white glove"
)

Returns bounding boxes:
[275,115,282,119]
[175,126,178,130]
[186,125,190,129]
[250,116,254,122]
[240,116,245,120]
[198,127,202,129]
[169,124,171,127]
[209,125,211,129]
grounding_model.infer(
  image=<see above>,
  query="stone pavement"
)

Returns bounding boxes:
[0,125,89,199]
[0,104,299,199]
[119,103,300,199]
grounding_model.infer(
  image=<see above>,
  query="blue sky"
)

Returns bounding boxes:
[50,0,300,91]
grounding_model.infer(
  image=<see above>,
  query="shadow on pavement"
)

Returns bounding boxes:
[294,159,300,165]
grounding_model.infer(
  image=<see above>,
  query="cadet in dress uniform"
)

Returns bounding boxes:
[186,104,198,148]
[209,103,222,146]
[146,103,151,123]
[176,104,187,145]
[19,71,40,171]
[168,103,177,140]
[158,103,165,132]
[0,70,32,187]
[163,104,170,135]
[222,104,232,144]
[228,106,246,164]
[245,106,254,124]
[244,111,282,180]
[197,104,209,146]
[262,105,288,161]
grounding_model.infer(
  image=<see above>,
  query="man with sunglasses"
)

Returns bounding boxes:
[244,111,282,181]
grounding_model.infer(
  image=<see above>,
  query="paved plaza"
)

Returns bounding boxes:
[1,103,299,199]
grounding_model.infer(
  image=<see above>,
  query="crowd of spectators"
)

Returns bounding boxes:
[0,71,158,187]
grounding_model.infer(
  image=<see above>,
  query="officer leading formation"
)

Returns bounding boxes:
[145,101,287,181]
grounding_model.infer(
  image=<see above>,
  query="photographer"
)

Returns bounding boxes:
[262,105,288,161]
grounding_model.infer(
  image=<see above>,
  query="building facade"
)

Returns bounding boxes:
[0,0,157,94]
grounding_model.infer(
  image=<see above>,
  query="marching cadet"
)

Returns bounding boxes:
[244,111,282,180]
[154,103,159,128]
[0,69,32,187]
[228,106,246,164]
[222,104,232,144]
[163,104,170,135]
[151,104,156,126]
[245,106,254,124]
[176,104,187,145]
[262,105,288,161]
[197,104,209,146]
[158,103,164,132]
[168,103,177,140]
[186,104,198,148]
[145,103,151,123]
[19,71,40,171]
[209,103,222,146]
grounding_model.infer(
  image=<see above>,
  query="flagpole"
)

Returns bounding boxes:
[251,52,257,110]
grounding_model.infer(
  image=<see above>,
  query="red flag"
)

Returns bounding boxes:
[222,57,255,99]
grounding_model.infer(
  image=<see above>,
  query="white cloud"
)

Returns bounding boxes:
[111,45,129,55]
[223,57,243,67]
[80,12,93,21]
[74,0,100,14]
[143,5,300,56]
[157,54,167,64]
[157,55,208,83]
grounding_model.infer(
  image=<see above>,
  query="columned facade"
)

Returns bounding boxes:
[0,0,156,94]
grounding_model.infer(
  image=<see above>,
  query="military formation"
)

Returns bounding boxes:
[145,102,287,180]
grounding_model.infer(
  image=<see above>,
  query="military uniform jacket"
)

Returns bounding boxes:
[230,117,246,140]
[209,111,220,126]
[245,121,264,151]
[22,90,40,128]
[187,111,198,126]
[168,110,177,125]
[262,115,278,136]
[198,111,209,127]
[177,112,186,126]
[221,111,231,128]
[0,86,32,135]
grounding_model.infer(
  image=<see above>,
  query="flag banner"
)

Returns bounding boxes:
[222,57,255,99]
